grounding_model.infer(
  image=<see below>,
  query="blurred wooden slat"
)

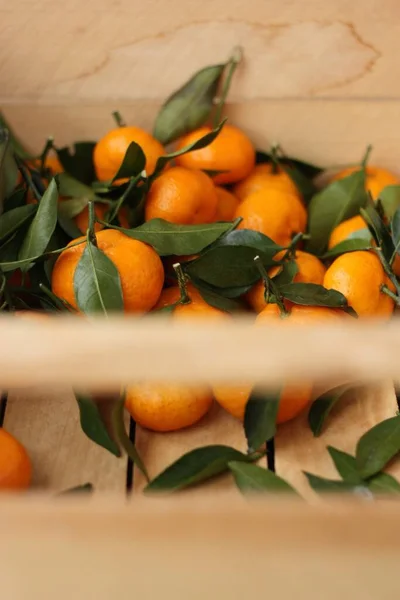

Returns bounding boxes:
[2,496,400,600]
[275,382,400,499]
[3,388,128,493]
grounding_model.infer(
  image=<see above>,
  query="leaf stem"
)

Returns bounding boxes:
[173,263,191,304]
[213,46,242,127]
[270,144,280,174]
[283,232,303,260]
[375,246,400,297]
[15,158,42,202]
[112,111,126,127]
[253,255,289,317]
[87,201,98,247]
[381,284,400,305]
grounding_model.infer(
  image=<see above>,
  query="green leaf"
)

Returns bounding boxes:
[145,445,261,493]
[0,204,36,243]
[76,393,121,456]
[119,218,233,256]
[308,387,350,436]
[360,204,394,263]
[304,472,367,494]
[111,398,149,481]
[391,208,400,258]
[367,472,400,494]
[153,120,226,176]
[356,415,400,479]
[0,112,34,159]
[185,229,282,288]
[321,237,372,259]
[229,461,298,495]
[18,178,58,269]
[56,141,96,185]
[279,282,348,308]
[57,213,85,239]
[0,129,19,208]
[58,197,89,219]
[111,141,146,183]
[196,286,241,312]
[154,64,225,145]
[327,446,362,484]
[5,187,27,210]
[57,172,99,202]
[244,388,280,452]
[271,260,298,286]
[306,169,368,254]
[380,185,400,220]
[73,239,124,314]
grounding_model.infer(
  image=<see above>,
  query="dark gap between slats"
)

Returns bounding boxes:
[0,391,8,427]
[126,418,136,494]
[396,388,400,413]
[266,438,275,472]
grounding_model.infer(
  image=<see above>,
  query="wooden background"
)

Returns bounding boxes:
[1,0,400,498]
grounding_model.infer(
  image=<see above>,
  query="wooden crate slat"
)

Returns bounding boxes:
[3,388,128,493]
[134,404,253,494]
[275,382,399,499]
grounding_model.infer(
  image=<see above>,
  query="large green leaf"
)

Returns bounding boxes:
[308,387,350,437]
[304,472,366,494]
[154,64,225,145]
[18,178,58,269]
[0,129,19,210]
[356,415,400,479]
[279,283,348,308]
[76,393,121,456]
[111,142,146,183]
[119,218,233,256]
[145,445,262,493]
[368,472,400,494]
[73,239,124,314]
[307,169,368,254]
[321,237,372,260]
[185,229,281,288]
[327,447,362,484]
[229,461,298,495]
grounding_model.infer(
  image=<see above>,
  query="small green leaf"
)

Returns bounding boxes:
[307,169,368,255]
[271,260,298,286]
[153,120,226,176]
[368,472,400,494]
[244,388,280,452]
[380,185,400,220]
[391,208,400,258]
[327,447,362,484]
[321,237,372,259]
[185,229,282,288]
[57,172,99,202]
[111,141,146,183]
[145,445,261,493]
[0,129,19,208]
[360,204,394,263]
[279,282,348,308]
[304,472,367,494]
[154,64,225,145]
[229,461,298,495]
[308,387,350,436]
[0,204,36,242]
[111,398,149,481]
[73,239,124,314]
[119,218,233,256]
[18,178,58,269]
[356,415,400,479]
[76,393,121,456]
[56,141,96,185]
[196,286,241,312]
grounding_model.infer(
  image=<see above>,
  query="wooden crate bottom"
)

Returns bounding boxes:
[1,382,399,498]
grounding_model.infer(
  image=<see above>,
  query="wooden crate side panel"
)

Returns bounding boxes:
[1,1,400,103]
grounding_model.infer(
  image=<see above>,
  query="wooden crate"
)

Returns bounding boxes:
[2,1,400,597]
